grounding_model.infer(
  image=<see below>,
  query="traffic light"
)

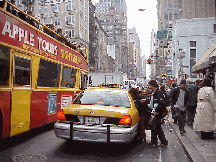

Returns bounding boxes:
[146,59,153,64]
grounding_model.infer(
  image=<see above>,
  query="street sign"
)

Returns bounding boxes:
[161,74,167,79]
[157,30,167,39]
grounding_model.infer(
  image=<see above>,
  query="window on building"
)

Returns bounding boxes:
[178,0,182,6]
[164,13,168,20]
[52,4,60,13]
[190,49,196,78]
[190,41,196,47]
[169,13,172,19]
[16,0,22,6]
[65,15,75,25]
[52,17,60,26]
[66,29,75,38]
[214,24,216,33]
[164,1,167,7]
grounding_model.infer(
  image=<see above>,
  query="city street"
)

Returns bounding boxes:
[0,121,190,162]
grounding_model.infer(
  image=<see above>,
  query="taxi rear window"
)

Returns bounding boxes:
[73,91,131,108]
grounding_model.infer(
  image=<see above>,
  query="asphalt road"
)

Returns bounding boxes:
[0,120,191,162]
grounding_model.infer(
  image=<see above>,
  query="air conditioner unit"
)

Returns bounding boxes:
[54,9,59,13]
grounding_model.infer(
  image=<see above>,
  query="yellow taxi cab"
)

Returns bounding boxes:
[54,84,139,143]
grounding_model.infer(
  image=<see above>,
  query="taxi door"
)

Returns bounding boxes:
[10,52,31,137]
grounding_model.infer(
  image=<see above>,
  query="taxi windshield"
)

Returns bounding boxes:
[73,90,131,108]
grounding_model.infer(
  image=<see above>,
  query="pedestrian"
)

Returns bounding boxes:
[193,78,216,139]
[146,80,168,147]
[160,84,170,124]
[185,78,198,126]
[55,27,68,43]
[170,82,178,123]
[195,79,200,93]
[170,79,189,135]
[129,88,148,143]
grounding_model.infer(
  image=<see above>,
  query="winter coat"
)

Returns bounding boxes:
[193,86,216,132]
[170,87,189,108]
[186,84,198,107]
[146,88,166,119]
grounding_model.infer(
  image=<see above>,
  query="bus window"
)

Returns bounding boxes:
[0,45,10,87]
[61,66,76,88]
[14,56,30,86]
[37,59,60,87]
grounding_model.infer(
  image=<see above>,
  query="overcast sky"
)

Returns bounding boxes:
[91,0,158,78]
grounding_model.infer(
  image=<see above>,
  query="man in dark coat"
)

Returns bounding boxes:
[186,78,198,126]
[170,82,178,123]
[171,80,189,135]
[146,80,168,147]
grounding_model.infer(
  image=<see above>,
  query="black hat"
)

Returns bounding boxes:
[180,80,186,85]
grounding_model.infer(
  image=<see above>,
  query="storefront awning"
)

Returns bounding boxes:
[192,44,216,73]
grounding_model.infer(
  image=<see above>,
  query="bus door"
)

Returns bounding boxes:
[10,52,31,137]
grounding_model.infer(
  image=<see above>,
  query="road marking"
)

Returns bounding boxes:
[158,147,162,162]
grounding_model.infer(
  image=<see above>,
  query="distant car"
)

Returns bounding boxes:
[54,84,139,143]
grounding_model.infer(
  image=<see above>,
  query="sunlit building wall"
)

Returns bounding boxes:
[94,0,128,74]
[172,17,216,80]
[157,0,216,80]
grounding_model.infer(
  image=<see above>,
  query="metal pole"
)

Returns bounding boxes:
[107,125,110,144]
[70,121,73,141]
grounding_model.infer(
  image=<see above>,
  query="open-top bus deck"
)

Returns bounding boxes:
[0,0,88,139]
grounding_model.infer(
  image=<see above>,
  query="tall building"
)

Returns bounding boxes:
[128,28,141,80]
[95,0,127,17]
[157,0,215,39]
[156,0,216,81]
[94,0,128,73]
[96,6,128,73]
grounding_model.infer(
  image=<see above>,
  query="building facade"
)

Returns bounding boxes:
[94,0,128,74]
[172,17,216,81]
[128,28,142,80]
[156,0,216,81]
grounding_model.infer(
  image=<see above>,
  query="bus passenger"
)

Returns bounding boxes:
[26,10,39,29]
[6,0,19,17]
[45,24,55,38]
[55,27,68,43]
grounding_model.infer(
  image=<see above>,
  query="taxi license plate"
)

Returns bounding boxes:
[85,117,99,124]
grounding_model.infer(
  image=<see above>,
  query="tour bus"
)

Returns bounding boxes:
[0,1,88,140]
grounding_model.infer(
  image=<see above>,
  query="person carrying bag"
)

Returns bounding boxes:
[143,80,168,147]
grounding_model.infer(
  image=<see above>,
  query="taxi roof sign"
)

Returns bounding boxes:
[99,83,119,88]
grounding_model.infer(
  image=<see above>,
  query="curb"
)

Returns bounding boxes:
[167,116,206,162]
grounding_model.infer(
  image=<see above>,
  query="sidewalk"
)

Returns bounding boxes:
[167,114,216,162]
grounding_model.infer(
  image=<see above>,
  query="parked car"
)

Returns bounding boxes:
[54,84,139,143]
